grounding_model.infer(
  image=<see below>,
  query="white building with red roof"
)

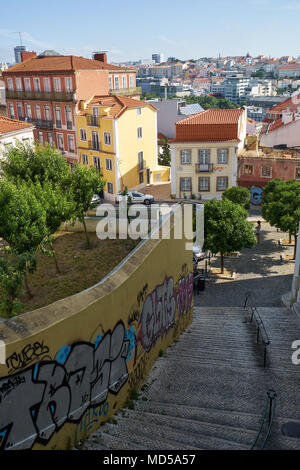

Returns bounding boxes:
[0,116,34,159]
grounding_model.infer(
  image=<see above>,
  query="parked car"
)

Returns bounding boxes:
[115,191,154,205]
[193,245,208,261]
[90,194,102,207]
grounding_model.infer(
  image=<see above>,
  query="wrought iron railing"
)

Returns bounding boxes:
[195,163,214,173]
[110,86,142,97]
[6,89,75,102]
[244,293,270,367]
[251,389,277,450]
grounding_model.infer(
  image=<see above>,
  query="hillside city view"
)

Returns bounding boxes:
[0,0,300,459]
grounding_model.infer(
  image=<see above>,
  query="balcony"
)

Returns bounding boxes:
[87,115,100,127]
[6,89,76,102]
[66,121,73,130]
[88,140,100,151]
[19,117,54,129]
[195,163,214,173]
[110,87,142,97]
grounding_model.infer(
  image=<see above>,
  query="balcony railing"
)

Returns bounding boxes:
[66,121,73,130]
[6,89,76,102]
[195,163,214,173]
[110,86,142,97]
[87,115,100,127]
[19,117,54,129]
[88,140,100,151]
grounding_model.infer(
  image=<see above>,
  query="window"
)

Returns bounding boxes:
[180,177,192,191]
[244,164,253,175]
[129,75,134,88]
[7,78,13,91]
[44,105,51,121]
[92,131,100,150]
[137,127,143,139]
[35,104,41,120]
[47,133,53,146]
[38,132,44,145]
[17,103,23,119]
[65,106,73,129]
[33,78,41,92]
[24,78,31,91]
[216,177,228,191]
[139,172,144,184]
[122,76,127,89]
[8,103,15,119]
[104,132,111,145]
[109,76,113,91]
[68,135,75,153]
[25,103,32,119]
[198,177,210,191]
[137,107,142,115]
[57,134,64,151]
[198,149,210,164]
[55,107,62,128]
[114,76,120,90]
[295,167,300,179]
[180,149,191,165]
[82,154,89,165]
[43,77,51,92]
[16,78,22,91]
[218,149,229,164]
[54,77,61,92]
[138,151,144,170]
[93,156,101,172]
[106,158,113,171]
[107,182,114,194]
[80,129,87,141]
[65,77,73,92]
[261,165,272,178]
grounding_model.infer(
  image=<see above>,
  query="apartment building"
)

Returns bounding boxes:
[76,95,158,200]
[0,115,34,160]
[3,50,138,166]
[170,108,247,200]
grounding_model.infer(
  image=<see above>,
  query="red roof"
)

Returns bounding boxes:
[85,95,157,119]
[0,116,34,134]
[4,55,134,74]
[266,93,300,114]
[172,108,244,142]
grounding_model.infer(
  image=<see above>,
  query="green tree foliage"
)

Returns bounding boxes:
[222,186,251,210]
[0,255,25,317]
[262,179,300,259]
[203,199,257,273]
[251,69,265,78]
[1,142,70,188]
[69,165,106,247]
[184,94,239,109]
[158,137,171,166]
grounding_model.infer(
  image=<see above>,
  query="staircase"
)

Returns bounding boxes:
[83,306,300,450]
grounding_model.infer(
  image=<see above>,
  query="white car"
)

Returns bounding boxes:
[90,194,102,207]
[193,245,208,260]
[115,191,154,205]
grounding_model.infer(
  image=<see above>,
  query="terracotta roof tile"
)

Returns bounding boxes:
[86,95,157,119]
[266,93,300,114]
[172,108,244,142]
[0,116,34,135]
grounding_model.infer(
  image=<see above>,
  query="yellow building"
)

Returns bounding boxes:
[170,108,247,200]
[76,95,160,201]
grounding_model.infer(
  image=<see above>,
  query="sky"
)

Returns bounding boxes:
[0,0,300,64]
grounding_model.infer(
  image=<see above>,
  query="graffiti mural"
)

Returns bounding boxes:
[0,322,129,450]
[176,273,193,317]
[250,186,263,206]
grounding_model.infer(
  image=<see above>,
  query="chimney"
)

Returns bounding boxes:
[93,51,108,64]
[20,51,37,62]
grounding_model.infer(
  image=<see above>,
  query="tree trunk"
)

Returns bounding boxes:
[83,219,90,248]
[289,232,292,244]
[24,272,33,299]
[220,253,224,274]
[50,242,60,274]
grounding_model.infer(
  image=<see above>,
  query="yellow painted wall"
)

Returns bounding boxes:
[117,106,157,191]
[173,142,237,199]
[0,209,193,450]
[152,166,170,183]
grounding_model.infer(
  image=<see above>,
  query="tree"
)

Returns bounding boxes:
[1,141,70,189]
[158,137,171,166]
[0,180,48,299]
[222,186,251,210]
[262,179,300,259]
[69,165,106,247]
[251,69,265,78]
[203,199,257,273]
[183,95,238,110]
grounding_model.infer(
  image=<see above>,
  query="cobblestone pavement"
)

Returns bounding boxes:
[195,221,295,308]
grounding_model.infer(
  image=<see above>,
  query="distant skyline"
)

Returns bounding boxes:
[1,0,300,64]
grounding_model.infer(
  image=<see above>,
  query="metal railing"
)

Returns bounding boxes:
[6,89,75,102]
[195,163,214,173]
[88,140,100,151]
[110,86,142,97]
[251,389,277,450]
[87,115,100,127]
[244,294,270,367]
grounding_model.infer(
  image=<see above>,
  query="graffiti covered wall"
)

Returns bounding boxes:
[0,209,193,450]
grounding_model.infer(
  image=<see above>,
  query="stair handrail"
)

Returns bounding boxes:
[244,293,270,367]
[251,389,277,450]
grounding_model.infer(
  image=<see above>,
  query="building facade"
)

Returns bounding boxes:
[170,108,247,200]
[0,115,35,160]
[76,95,158,200]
